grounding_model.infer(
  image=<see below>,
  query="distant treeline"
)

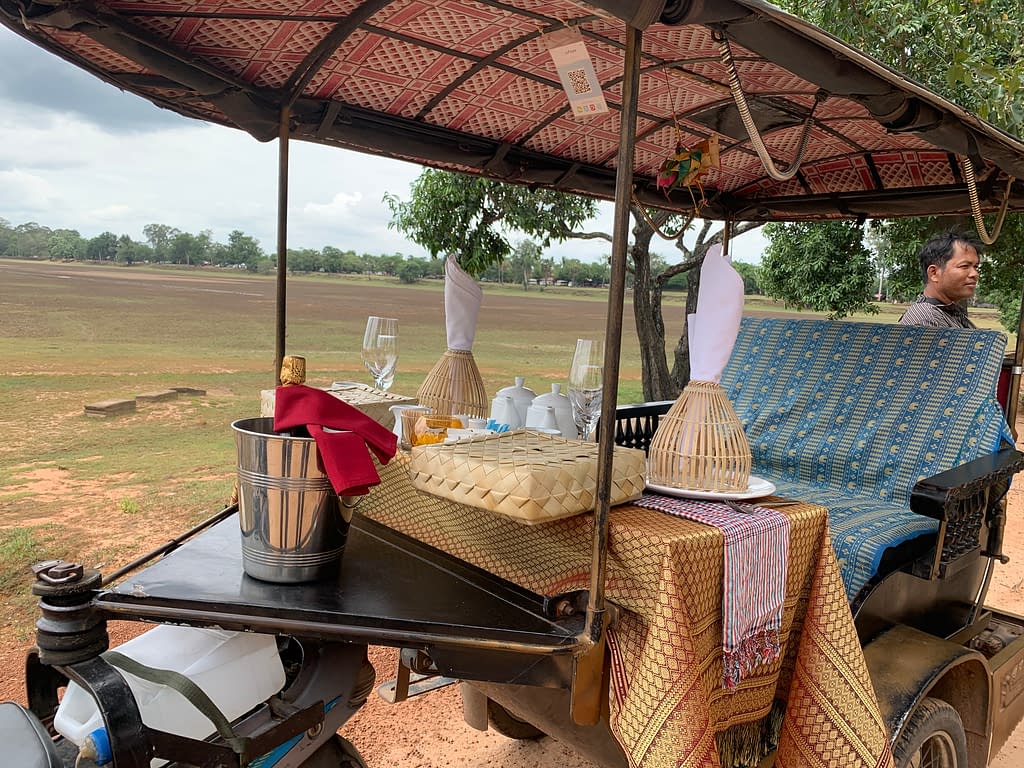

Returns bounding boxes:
[0,218,761,292]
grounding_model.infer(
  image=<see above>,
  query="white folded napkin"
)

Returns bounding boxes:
[687,244,744,383]
[445,254,483,351]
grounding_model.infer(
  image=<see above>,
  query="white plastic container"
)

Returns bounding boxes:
[54,625,286,767]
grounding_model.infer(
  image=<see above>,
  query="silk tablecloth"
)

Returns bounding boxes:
[359,454,894,768]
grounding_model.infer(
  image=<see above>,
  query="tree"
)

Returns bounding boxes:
[398,260,425,284]
[776,0,1024,138]
[732,262,761,295]
[760,222,877,318]
[225,230,265,272]
[509,240,542,290]
[12,222,52,258]
[114,235,151,265]
[142,223,181,263]
[87,232,119,262]
[166,230,212,266]
[385,169,597,275]
[48,229,86,261]
[770,0,1024,328]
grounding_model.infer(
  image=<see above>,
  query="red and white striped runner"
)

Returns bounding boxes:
[633,493,790,688]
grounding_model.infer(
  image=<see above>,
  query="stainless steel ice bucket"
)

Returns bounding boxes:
[231,417,351,583]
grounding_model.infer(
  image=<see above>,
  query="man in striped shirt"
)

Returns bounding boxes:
[897,230,981,329]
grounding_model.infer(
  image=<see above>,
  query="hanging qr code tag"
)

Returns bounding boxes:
[543,25,608,117]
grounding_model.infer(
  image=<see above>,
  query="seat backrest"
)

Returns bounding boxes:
[718,318,1010,504]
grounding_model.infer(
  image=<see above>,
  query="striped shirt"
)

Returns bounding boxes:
[897,294,974,329]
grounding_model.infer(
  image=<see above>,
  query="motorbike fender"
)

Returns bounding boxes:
[862,623,990,767]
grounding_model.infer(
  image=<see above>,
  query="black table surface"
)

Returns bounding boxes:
[95,514,583,650]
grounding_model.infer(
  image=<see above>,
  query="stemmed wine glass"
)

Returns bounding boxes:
[567,338,604,441]
[361,316,398,391]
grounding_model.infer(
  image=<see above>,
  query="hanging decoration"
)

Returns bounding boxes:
[656,134,720,207]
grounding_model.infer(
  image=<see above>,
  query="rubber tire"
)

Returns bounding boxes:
[893,697,968,768]
[486,699,546,740]
[301,734,369,768]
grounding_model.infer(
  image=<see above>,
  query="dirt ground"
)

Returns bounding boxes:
[1,260,1023,766]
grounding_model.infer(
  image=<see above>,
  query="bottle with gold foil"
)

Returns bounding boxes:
[276,355,308,437]
[279,355,306,386]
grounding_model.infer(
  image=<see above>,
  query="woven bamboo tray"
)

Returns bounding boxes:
[408,431,646,524]
[646,380,752,492]
[261,383,415,427]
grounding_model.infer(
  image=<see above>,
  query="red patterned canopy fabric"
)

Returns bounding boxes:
[3,0,1024,221]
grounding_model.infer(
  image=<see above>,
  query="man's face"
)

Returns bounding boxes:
[927,242,979,304]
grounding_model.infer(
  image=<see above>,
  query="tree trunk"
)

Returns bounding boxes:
[630,219,675,401]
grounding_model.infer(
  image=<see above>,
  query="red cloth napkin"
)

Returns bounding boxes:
[273,385,398,496]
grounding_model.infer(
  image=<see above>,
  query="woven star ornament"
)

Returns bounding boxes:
[656,135,720,197]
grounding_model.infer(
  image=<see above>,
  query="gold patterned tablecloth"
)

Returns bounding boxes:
[361,455,894,768]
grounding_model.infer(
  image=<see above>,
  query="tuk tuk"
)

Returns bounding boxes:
[3,2,1024,767]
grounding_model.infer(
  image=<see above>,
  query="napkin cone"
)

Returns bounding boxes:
[647,245,752,492]
[416,255,488,417]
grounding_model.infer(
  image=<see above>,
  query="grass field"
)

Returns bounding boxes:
[0,257,1012,640]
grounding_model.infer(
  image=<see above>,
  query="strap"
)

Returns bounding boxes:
[102,651,250,755]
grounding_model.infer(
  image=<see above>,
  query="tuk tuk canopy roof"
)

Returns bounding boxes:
[5,0,1024,222]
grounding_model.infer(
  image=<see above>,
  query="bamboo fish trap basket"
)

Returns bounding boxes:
[646,380,752,492]
[415,349,488,418]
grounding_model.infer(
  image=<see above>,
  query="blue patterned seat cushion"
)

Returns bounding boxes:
[719,318,1011,601]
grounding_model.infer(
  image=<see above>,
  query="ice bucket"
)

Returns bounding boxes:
[231,417,351,583]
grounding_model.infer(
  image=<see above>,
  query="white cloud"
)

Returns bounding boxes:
[303,191,364,220]
[0,168,58,211]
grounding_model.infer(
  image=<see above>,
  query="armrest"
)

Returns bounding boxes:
[910,448,1024,521]
[908,448,1024,580]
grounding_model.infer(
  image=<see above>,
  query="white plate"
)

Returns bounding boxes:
[645,476,776,501]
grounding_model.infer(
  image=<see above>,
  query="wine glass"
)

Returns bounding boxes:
[361,316,398,391]
[567,338,604,441]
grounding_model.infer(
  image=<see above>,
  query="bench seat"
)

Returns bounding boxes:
[715,317,1014,602]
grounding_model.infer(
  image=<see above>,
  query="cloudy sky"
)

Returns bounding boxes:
[0,25,767,264]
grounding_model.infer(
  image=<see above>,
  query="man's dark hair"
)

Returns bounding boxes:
[917,229,984,282]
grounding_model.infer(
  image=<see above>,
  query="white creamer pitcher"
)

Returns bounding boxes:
[490,394,520,428]
[390,404,431,446]
[494,376,536,428]
[531,383,575,438]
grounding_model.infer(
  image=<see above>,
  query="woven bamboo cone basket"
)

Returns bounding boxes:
[416,349,488,418]
[647,380,752,492]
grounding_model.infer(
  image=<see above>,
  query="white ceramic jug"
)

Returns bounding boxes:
[489,395,521,429]
[390,404,431,445]
[525,404,561,433]
[494,376,536,428]
[531,383,575,438]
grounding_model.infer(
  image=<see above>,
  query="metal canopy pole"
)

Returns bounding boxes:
[583,25,642,643]
[274,107,291,385]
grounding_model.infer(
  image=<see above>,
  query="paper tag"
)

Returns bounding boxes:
[543,26,608,118]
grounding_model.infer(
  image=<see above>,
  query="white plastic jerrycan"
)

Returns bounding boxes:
[54,625,286,768]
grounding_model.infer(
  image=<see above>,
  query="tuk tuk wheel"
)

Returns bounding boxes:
[486,700,545,740]
[302,734,369,768]
[893,697,967,768]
